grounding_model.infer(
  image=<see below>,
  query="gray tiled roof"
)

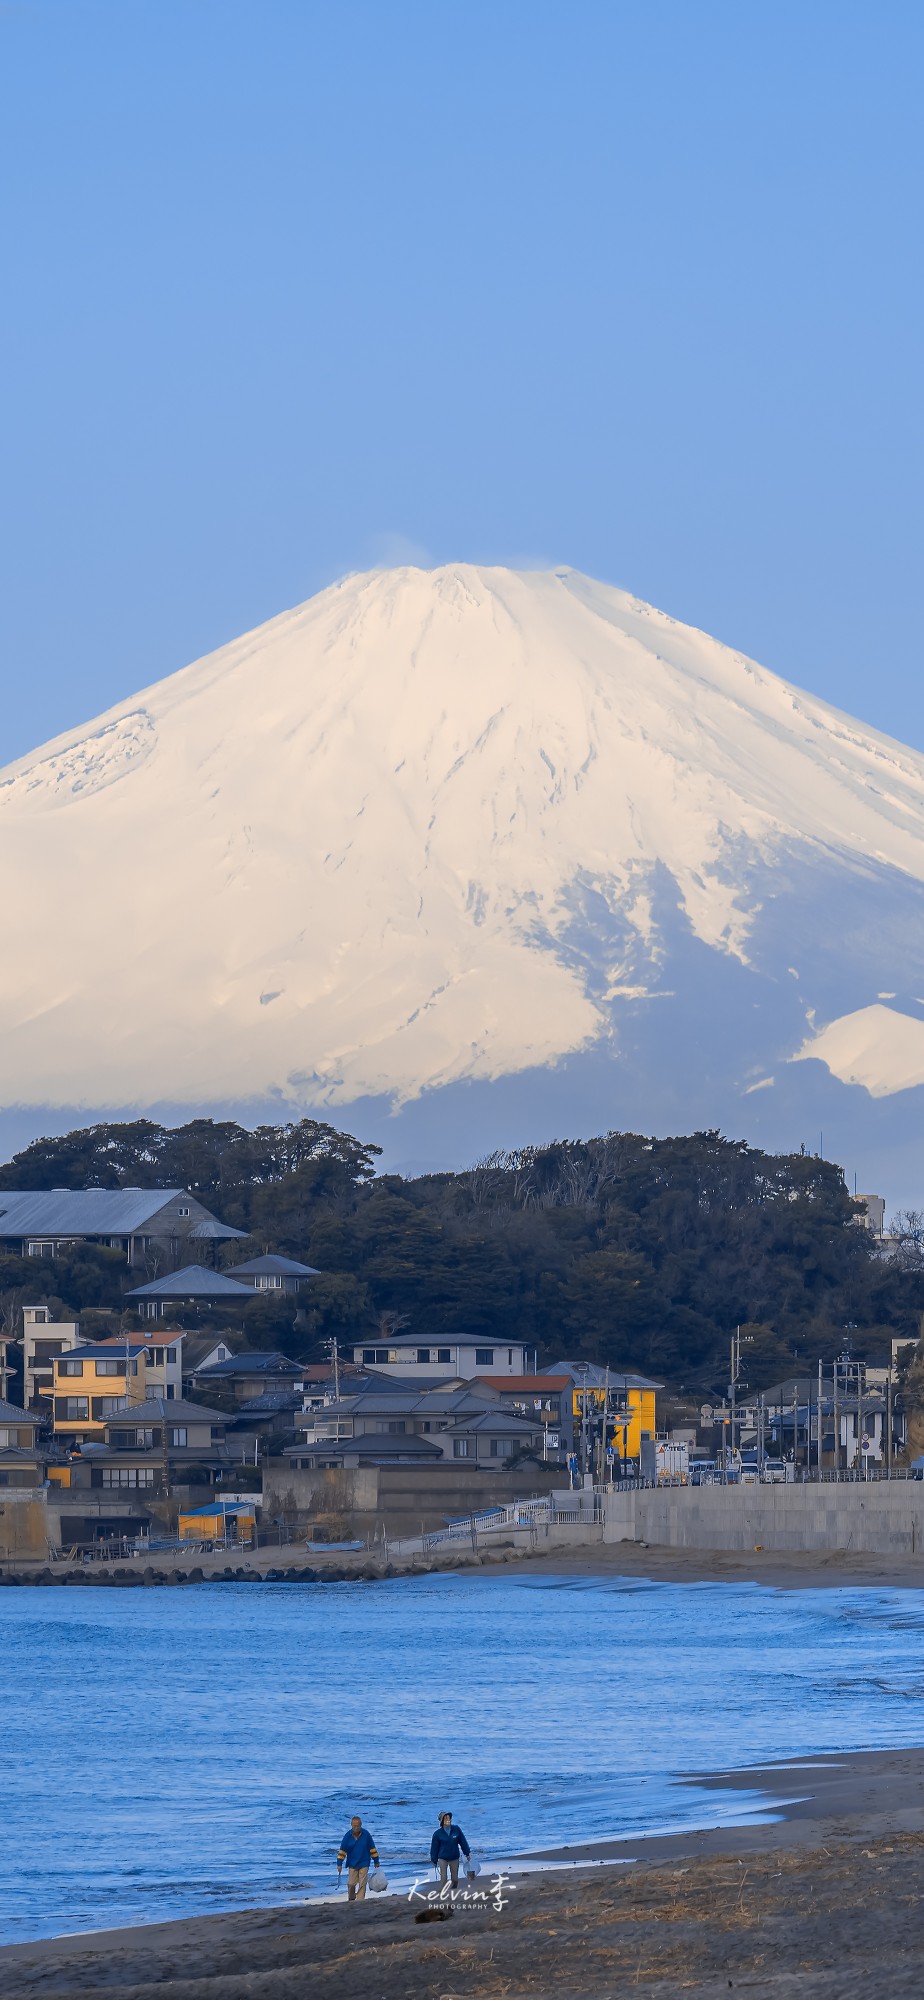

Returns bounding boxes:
[227,1253,321,1277]
[193,1350,302,1378]
[189,1219,248,1241]
[0,1398,38,1425]
[548,1362,662,1390]
[104,1396,227,1425]
[126,1265,255,1300]
[0,1190,196,1235]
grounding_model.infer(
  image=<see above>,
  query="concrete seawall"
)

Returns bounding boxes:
[603,1482,924,1556]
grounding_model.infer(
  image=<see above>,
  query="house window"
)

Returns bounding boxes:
[26,1241,56,1257]
[0,1429,13,1447]
[60,1398,89,1420]
[437,1348,451,1363]
[177,1206,190,1217]
[416,1348,431,1364]
[170,1427,187,1447]
[453,1438,471,1458]
[166,1347,178,1363]
[362,1347,391,1364]
[256,1275,282,1289]
[60,1360,84,1377]
[96,1398,125,1417]
[475,1349,494,1366]
[508,1349,513,1364]
[102,1467,155,1488]
[95,1360,122,1377]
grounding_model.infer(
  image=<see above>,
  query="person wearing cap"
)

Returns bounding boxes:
[429,1811,471,1887]
[336,1816,380,1901]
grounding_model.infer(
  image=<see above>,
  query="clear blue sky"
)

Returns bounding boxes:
[2,0,922,763]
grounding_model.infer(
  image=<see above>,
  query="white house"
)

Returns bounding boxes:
[348,1330,536,1379]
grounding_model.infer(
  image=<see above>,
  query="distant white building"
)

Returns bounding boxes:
[348,1331,536,1379]
[857,1194,886,1236]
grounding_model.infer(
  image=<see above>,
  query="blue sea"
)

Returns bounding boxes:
[2,1571,924,1944]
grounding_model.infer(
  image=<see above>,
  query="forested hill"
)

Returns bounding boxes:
[1,1119,920,1394]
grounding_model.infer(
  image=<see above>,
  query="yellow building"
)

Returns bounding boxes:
[566,1369,659,1463]
[51,1342,150,1444]
[178,1500,256,1547]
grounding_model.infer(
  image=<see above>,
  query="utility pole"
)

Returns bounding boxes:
[887,1367,893,1475]
[817,1357,823,1476]
[833,1356,839,1480]
[730,1332,737,1471]
[331,1334,340,1406]
[161,1396,171,1501]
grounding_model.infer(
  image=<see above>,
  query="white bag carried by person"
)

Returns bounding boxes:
[368,1867,388,1892]
[465,1855,480,1877]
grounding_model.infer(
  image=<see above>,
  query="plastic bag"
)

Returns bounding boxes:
[368,1867,388,1892]
[465,1855,480,1877]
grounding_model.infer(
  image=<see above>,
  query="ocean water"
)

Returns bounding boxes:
[2,1571,924,1944]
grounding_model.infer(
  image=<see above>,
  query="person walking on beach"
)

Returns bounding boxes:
[336,1816,380,1901]
[430,1811,471,1888]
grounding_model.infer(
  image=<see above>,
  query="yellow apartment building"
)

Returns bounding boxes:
[564,1367,659,1462]
[51,1342,150,1445]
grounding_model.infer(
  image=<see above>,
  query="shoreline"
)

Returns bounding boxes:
[4,1535,924,1592]
[2,1747,923,1996]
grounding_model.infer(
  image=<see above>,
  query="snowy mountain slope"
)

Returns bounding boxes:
[2,563,924,1178]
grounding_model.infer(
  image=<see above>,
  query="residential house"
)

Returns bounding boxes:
[125,1264,255,1319]
[50,1342,151,1445]
[225,1253,320,1295]
[21,1305,82,1411]
[181,1331,244,1394]
[223,1389,306,1454]
[49,1395,244,1498]
[96,1331,184,1401]
[288,1428,446,1470]
[0,1399,45,1490]
[0,1190,246,1265]
[435,1408,549,1464]
[289,1381,552,1468]
[547,1363,660,1463]
[473,1374,570,1450]
[348,1330,537,1379]
[190,1350,304,1407]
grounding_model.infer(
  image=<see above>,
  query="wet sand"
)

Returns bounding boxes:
[3,1748,924,1998]
[497,1538,924,1591]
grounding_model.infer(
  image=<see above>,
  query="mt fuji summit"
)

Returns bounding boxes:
[3,563,924,1186]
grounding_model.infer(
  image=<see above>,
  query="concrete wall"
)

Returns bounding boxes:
[0,1492,51,1561]
[602,1482,924,1556]
[263,1460,563,1537]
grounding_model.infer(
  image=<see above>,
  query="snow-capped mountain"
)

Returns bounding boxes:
[3,563,924,1192]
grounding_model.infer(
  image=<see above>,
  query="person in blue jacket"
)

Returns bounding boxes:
[336,1816,380,1901]
[430,1810,471,1888]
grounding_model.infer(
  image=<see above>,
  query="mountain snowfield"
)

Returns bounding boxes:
[3,563,924,1188]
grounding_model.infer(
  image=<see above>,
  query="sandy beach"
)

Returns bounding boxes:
[497,1538,924,1591]
[3,1746,924,1998]
[5,1532,924,1594]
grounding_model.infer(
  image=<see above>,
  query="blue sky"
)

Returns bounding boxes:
[2,0,922,763]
